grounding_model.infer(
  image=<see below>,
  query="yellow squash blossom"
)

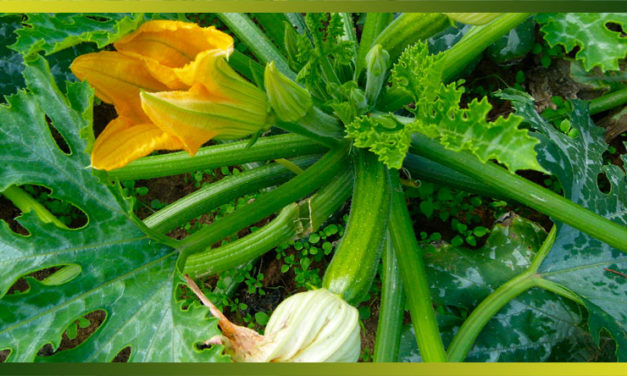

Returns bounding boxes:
[70,20,268,171]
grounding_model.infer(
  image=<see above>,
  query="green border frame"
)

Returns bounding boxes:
[0,0,626,12]
[0,2,625,374]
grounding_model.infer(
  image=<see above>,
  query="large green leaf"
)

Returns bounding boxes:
[9,14,145,56]
[0,55,227,362]
[416,215,596,361]
[537,13,627,72]
[500,89,627,360]
[346,42,543,173]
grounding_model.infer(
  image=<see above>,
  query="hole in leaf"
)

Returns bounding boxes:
[112,346,131,362]
[37,309,107,358]
[0,194,29,235]
[86,15,111,23]
[20,184,88,229]
[45,115,71,155]
[605,22,625,36]
[195,341,218,352]
[5,264,82,296]
[0,349,10,363]
[597,172,611,194]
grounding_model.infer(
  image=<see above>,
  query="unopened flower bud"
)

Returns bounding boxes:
[365,44,390,105]
[264,61,313,122]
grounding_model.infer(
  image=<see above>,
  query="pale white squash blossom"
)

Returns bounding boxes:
[185,276,361,362]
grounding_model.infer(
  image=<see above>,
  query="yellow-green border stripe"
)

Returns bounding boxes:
[2,362,627,375]
[0,1,626,12]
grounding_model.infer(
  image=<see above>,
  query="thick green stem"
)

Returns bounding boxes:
[441,13,532,82]
[388,170,447,362]
[218,13,294,80]
[185,203,300,279]
[355,13,394,80]
[403,153,505,200]
[373,232,405,362]
[285,13,306,35]
[411,133,627,253]
[2,185,68,229]
[144,156,318,235]
[107,134,326,181]
[176,146,349,275]
[184,168,353,278]
[373,13,450,66]
[252,13,288,50]
[589,86,627,115]
[543,87,627,125]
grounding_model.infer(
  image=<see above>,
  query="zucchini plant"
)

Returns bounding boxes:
[0,12,625,362]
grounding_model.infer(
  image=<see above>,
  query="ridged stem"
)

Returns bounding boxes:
[144,156,318,234]
[388,170,447,362]
[372,13,450,65]
[373,232,405,362]
[403,153,505,200]
[410,133,627,253]
[184,168,353,278]
[107,134,326,181]
[176,146,349,275]
[218,13,294,80]
[440,13,532,82]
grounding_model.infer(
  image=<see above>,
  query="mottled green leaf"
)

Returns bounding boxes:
[0,15,102,100]
[500,89,627,360]
[346,42,543,172]
[425,215,547,308]
[0,14,25,98]
[399,215,599,361]
[537,13,627,72]
[0,55,227,362]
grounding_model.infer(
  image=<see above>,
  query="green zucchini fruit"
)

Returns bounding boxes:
[322,149,390,305]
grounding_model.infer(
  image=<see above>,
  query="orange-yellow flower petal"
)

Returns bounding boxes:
[140,83,267,155]
[175,50,267,112]
[70,51,171,123]
[91,116,184,171]
[114,20,234,89]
